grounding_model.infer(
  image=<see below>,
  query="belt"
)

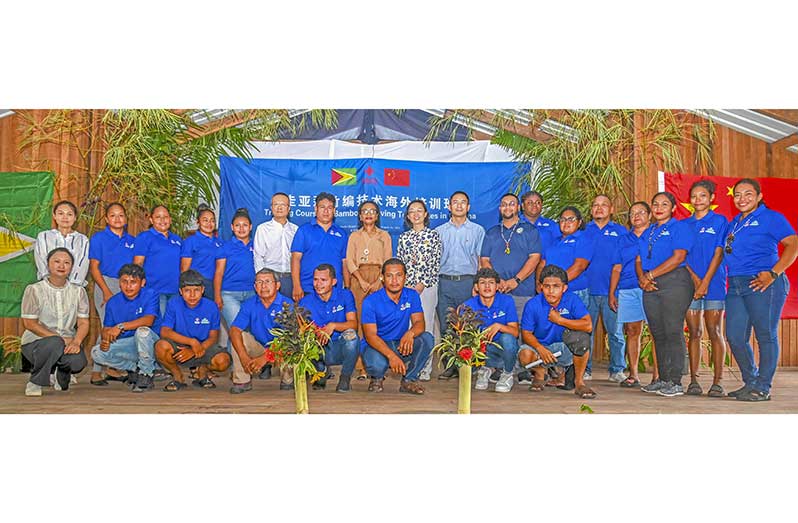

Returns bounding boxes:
[270,271,291,279]
[439,274,475,281]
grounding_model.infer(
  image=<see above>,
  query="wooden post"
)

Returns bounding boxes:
[293,367,309,414]
[458,365,471,414]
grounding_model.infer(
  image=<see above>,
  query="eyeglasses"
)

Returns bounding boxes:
[254,280,276,287]
[361,209,378,215]
[500,202,518,208]
[559,216,578,223]
[725,234,735,254]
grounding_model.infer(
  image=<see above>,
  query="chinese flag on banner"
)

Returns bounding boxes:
[384,168,410,186]
[664,172,798,319]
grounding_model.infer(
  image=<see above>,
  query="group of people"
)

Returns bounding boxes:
[19,178,798,403]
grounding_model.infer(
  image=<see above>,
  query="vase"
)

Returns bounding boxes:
[293,367,309,414]
[458,365,471,414]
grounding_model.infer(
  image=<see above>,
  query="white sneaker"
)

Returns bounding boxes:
[25,382,42,396]
[495,371,514,393]
[608,371,627,383]
[475,367,491,390]
[583,371,592,381]
[418,371,431,382]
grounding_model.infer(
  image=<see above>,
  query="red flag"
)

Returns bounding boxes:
[664,172,798,319]
[384,168,410,186]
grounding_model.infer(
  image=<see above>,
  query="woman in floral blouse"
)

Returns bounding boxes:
[397,199,442,381]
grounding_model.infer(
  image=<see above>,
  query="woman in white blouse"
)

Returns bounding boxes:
[20,247,90,396]
[34,200,89,287]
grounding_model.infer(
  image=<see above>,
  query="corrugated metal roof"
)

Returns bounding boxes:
[690,109,798,154]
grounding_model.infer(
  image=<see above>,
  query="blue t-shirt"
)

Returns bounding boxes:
[638,218,695,272]
[462,292,519,327]
[684,211,729,300]
[291,221,348,293]
[103,287,161,339]
[543,230,594,291]
[480,221,542,297]
[88,226,136,279]
[521,215,558,252]
[613,231,645,291]
[585,221,627,296]
[161,296,220,343]
[724,205,796,277]
[231,293,290,346]
[216,238,255,292]
[300,287,357,341]
[181,231,223,281]
[521,291,589,346]
[361,287,423,345]
[133,228,182,295]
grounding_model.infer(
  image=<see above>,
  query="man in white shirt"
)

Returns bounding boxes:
[253,192,298,299]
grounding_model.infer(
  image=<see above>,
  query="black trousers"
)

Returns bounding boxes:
[21,336,87,387]
[642,267,694,385]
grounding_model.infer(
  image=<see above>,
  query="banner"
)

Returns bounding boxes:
[0,172,54,318]
[664,172,798,319]
[219,157,526,244]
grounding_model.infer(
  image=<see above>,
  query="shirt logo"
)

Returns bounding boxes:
[699,227,717,235]
[516,227,524,234]
[194,317,210,325]
[661,231,671,236]
[605,230,618,237]
[493,310,506,319]
[331,304,344,313]
[558,307,570,315]
[564,238,576,244]
[748,220,759,227]
[331,231,342,237]
[400,302,411,311]
[124,242,134,249]
[135,307,143,314]
[171,239,182,246]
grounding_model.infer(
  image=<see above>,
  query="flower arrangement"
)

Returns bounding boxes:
[0,335,22,373]
[433,304,501,414]
[269,302,330,414]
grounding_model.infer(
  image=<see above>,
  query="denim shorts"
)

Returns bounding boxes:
[617,288,647,324]
[163,339,226,366]
[689,298,725,311]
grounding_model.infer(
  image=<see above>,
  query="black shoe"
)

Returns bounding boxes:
[152,368,170,382]
[127,370,140,389]
[55,368,70,391]
[132,374,154,393]
[312,377,327,390]
[736,389,771,402]
[280,381,294,391]
[258,365,272,380]
[489,368,502,383]
[325,367,335,381]
[517,370,532,385]
[557,365,576,391]
[336,374,352,393]
[727,385,752,398]
[438,366,458,380]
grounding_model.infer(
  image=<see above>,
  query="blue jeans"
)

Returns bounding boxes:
[363,332,433,382]
[316,330,359,376]
[91,327,159,376]
[587,294,626,374]
[159,293,178,317]
[726,274,789,394]
[522,341,574,369]
[436,277,475,336]
[486,332,519,373]
[221,290,256,352]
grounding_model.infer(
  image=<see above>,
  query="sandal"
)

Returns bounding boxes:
[192,377,217,389]
[707,384,725,398]
[620,377,640,388]
[686,382,703,396]
[529,377,546,392]
[90,378,109,386]
[575,385,596,399]
[163,380,187,392]
[368,378,384,393]
[399,381,425,395]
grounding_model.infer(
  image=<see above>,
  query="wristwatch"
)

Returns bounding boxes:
[116,323,126,332]
[768,270,779,280]
[513,276,522,285]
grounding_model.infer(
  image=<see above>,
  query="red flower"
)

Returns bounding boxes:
[479,341,487,353]
[263,349,276,364]
[458,348,474,361]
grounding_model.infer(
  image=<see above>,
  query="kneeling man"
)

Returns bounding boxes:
[90,263,160,392]
[228,268,291,394]
[299,264,358,392]
[155,270,230,391]
[463,268,520,393]
[361,258,433,394]
[518,264,595,399]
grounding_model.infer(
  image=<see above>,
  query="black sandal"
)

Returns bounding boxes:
[163,380,187,392]
[192,377,217,389]
[90,378,109,386]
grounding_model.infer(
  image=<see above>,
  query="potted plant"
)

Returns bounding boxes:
[269,303,329,414]
[434,305,500,414]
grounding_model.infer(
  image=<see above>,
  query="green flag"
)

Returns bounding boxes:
[0,171,54,318]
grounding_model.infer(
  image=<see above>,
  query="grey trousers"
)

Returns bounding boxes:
[22,336,87,387]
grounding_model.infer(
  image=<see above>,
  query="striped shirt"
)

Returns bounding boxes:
[34,229,90,287]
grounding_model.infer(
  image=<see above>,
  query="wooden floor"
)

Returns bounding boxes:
[1,364,796,414]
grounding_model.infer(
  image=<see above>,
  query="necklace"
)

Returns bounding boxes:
[646,221,672,259]
[725,213,755,254]
[499,221,518,255]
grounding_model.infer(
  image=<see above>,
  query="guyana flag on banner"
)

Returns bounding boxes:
[0,172,54,318]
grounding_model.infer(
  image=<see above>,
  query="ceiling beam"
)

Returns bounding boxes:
[456,109,555,143]
[754,110,798,127]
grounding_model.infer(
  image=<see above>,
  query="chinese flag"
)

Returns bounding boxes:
[664,172,798,319]
[384,168,410,186]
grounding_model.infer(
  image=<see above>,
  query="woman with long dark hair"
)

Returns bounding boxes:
[181,204,223,299]
[724,178,798,401]
[635,192,696,397]
[132,205,183,315]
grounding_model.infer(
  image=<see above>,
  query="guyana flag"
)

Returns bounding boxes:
[0,172,54,317]
[331,167,357,186]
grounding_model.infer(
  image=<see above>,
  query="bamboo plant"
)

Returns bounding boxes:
[434,305,500,414]
[269,303,329,414]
